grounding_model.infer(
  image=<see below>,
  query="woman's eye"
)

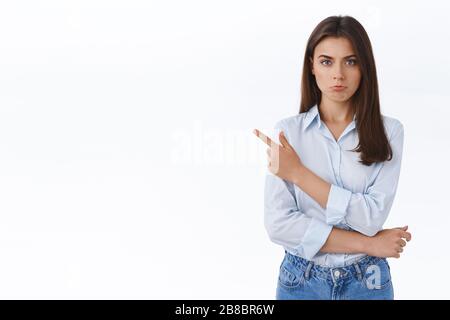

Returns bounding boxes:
[319,59,357,66]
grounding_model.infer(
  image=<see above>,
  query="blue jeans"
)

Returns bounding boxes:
[276,250,394,300]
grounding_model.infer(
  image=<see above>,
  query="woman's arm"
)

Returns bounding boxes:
[255,123,405,237]
[256,123,410,259]
[264,169,411,260]
[291,123,404,236]
[292,164,330,209]
[320,225,411,258]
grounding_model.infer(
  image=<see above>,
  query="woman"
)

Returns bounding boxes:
[253,15,411,300]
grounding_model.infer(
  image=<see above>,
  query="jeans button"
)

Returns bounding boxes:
[334,269,340,277]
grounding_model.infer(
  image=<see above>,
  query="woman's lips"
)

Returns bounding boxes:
[331,86,346,91]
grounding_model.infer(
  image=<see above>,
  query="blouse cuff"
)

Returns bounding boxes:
[296,218,333,260]
[325,184,352,225]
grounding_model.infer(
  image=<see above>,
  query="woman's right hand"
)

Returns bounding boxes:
[366,226,412,258]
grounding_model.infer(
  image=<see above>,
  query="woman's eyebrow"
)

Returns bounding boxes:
[317,54,356,59]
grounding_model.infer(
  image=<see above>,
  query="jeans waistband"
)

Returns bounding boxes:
[284,250,386,281]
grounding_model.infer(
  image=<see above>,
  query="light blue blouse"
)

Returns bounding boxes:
[264,104,404,267]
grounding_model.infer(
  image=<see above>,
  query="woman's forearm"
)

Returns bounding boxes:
[320,227,371,255]
[292,165,330,209]
[290,166,372,255]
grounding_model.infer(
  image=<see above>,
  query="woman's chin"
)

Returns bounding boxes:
[324,93,351,103]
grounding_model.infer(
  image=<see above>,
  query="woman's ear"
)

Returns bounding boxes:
[309,57,315,75]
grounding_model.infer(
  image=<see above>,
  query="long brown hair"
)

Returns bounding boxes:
[300,15,392,166]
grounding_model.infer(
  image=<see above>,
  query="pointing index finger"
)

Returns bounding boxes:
[253,129,277,147]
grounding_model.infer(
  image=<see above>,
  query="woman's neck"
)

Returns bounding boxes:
[319,98,354,123]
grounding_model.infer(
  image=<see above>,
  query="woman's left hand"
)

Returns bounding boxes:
[253,128,303,183]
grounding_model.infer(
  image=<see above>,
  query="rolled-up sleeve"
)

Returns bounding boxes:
[324,122,404,236]
[264,173,332,260]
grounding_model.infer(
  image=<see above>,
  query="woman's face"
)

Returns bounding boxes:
[310,36,361,104]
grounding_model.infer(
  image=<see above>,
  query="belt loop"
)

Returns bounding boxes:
[304,261,313,280]
[353,262,363,281]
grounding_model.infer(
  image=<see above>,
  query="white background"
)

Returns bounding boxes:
[0,0,448,299]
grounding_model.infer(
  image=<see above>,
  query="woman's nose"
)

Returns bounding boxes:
[333,65,344,80]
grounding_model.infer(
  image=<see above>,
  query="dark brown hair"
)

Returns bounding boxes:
[300,15,392,165]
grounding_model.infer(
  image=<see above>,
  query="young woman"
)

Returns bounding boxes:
[254,15,411,300]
